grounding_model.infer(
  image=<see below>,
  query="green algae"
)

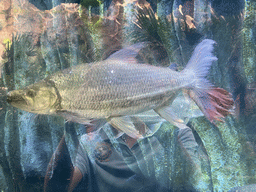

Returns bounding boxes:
[190,116,256,191]
[243,0,256,84]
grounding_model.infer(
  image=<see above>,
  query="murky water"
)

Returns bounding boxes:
[0,0,255,191]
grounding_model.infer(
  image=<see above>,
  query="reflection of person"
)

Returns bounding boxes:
[68,121,200,192]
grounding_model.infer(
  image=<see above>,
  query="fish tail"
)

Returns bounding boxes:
[183,39,234,122]
[186,88,234,123]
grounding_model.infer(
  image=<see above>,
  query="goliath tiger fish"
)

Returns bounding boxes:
[6,39,234,139]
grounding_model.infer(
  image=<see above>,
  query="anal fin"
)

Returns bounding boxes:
[154,106,189,129]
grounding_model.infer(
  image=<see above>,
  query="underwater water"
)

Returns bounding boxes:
[0,0,256,191]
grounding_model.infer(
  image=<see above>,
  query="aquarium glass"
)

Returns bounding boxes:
[0,0,255,191]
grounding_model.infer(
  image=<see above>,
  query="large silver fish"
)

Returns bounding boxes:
[7,39,233,138]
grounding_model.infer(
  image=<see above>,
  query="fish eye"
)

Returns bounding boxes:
[26,89,37,98]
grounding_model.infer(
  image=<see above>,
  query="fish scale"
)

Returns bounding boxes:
[51,61,185,118]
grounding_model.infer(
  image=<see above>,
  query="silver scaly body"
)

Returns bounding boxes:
[7,40,234,138]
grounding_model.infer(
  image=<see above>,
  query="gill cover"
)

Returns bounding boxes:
[7,80,60,114]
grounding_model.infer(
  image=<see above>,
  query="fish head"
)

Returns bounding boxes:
[6,81,59,114]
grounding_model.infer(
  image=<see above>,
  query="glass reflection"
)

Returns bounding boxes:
[0,0,255,192]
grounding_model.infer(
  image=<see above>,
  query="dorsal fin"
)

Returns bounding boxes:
[106,42,148,64]
[169,63,178,71]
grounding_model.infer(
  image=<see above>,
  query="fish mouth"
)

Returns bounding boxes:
[7,91,27,106]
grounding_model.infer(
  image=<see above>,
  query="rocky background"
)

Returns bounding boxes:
[0,0,256,191]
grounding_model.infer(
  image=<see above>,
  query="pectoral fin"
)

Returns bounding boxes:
[154,106,189,129]
[108,116,143,139]
[57,110,107,133]
[57,110,92,124]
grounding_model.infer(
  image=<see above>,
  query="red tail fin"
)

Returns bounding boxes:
[187,88,234,123]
